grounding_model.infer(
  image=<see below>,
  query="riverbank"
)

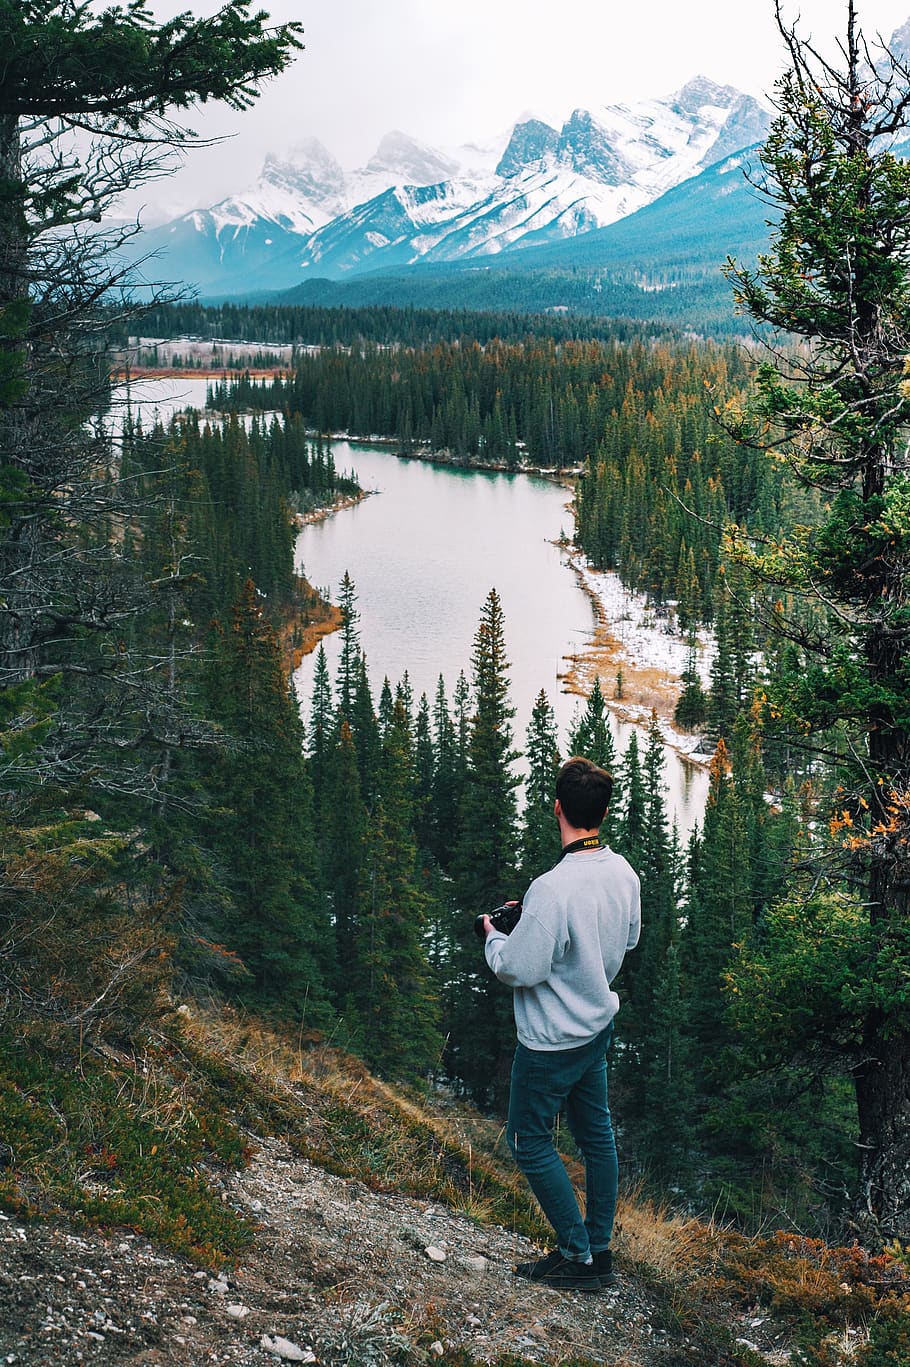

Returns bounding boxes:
[295,489,372,528]
[113,367,291,381]
[558,544,715,768]
[276,575,344,673]
[279,493,374,670]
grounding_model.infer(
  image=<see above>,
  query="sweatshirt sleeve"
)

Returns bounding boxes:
[484,885,560,987]
[626,871,642,952]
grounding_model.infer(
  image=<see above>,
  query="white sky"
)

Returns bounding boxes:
[138,0,910,218]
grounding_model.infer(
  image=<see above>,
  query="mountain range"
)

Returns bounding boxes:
[131,76,772,304]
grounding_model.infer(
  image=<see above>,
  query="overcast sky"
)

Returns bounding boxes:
[140,0,910,218]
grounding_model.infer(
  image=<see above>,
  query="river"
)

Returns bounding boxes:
[116,376,708,834]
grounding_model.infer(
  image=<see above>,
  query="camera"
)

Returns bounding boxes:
[474,900,522,939]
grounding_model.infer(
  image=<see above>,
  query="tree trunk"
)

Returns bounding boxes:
[854,1024,910,1239]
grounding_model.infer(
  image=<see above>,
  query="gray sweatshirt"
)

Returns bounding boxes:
[484,846,641,1051]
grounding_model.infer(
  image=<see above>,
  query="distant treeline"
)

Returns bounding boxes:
[273,265,751,337]
[212,333,790,621]
[112,301,677,349]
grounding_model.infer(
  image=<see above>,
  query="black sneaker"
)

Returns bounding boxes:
[592,1248,616,1286]
[514,1250,600,1292]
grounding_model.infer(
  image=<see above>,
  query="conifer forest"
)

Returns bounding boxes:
[2,0,910,1324]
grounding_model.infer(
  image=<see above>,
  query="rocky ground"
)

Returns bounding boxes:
[0,1135,703,1367]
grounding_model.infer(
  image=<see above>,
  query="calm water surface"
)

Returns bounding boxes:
[294,443,708,834]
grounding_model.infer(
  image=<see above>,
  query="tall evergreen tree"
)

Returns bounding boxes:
[617,732,647,869]
[521,688,562,884]
[308,644,333,806]
[449,590,521,1106]
[430,675,460,869]
[567,676,620,844]
[674,629,708,732]
[347,699,441,1079]
[206,580,332,1016]
[335,571,361,720]
[322,720,366,994]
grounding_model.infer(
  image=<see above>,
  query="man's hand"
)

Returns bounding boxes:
[479,914,493,939]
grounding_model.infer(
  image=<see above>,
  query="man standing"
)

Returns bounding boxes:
[481,756,640,1292]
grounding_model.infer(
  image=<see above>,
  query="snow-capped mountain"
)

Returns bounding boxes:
[132,77,770,296]
[289,78,769,282]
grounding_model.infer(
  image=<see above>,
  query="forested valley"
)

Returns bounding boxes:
[2,2,910,1364]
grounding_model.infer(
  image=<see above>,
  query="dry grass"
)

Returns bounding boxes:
[614,1186,708,1281]
[172,1004,545,1238]
[275,574,344,671]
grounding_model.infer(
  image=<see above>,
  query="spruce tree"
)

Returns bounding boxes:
[335,571,361,720]
[207,580,332,1017]
[706,567,737,743]
[308,644,333,806]
[414,692,436,855]
[567,676,620,844]
[348,700,441,1079]
[674,629,708,732]
[322,720,366,992]
[430,675,461,870]
[616,714,677,1123]
[521,688,562,884]
[449,589,521,1106]
[617,732,647,869]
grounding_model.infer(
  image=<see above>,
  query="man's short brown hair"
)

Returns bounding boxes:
[556,756,613,830]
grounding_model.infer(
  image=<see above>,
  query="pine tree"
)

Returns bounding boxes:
[414,692,436,855]
[322,720,366,993]
[521,689,561,883]
[617,732,647,869]
[706,567,737,743]
[615,714,677,1123]
[308,644,333,806]
[207,580,332,1017]
[430,675,460,869]
[449,589,521,1106]
[567,676,620,844]
[335,571,360,720]
[683,738,751,1080]
[350,654,381,800]
[674,629,707,732]
[348,700,441,1079]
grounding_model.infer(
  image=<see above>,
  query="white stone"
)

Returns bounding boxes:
[429,1342,444,1357]
[225,1303,250,1319]
[425,1245,447,1263]
[260,1334,316,1362]
[460,1256,488,1275]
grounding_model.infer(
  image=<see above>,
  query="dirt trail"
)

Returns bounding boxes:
[0,1134,688,1366]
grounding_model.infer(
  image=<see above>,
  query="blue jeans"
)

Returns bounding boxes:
[507,1023,617,1261]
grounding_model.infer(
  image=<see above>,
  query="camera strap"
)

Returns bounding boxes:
[557,836,602,861]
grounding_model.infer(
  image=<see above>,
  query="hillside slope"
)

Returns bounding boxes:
[2,1007,907,1366]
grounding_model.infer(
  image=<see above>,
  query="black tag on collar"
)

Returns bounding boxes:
[558,836,603,861]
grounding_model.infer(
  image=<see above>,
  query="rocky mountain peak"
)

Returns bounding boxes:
[671,75,742,116]
[496,118,559,178]
[260,139,346,209]
[888,16,910,63]
[700,92,771,167]
[556,109,629,186]
[364,131,459,186]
